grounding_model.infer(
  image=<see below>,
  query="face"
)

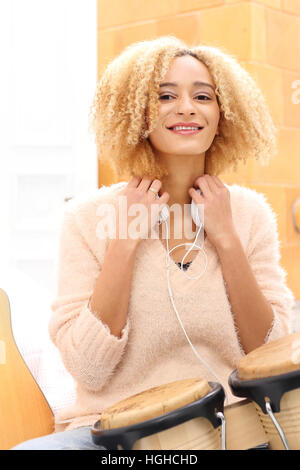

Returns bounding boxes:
[147,55,220,158]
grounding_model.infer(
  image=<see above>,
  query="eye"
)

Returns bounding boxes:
[159,94,211,101]
[196,95,211,101]
[158,94,174,101]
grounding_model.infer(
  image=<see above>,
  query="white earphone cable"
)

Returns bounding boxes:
[163,218,229,406]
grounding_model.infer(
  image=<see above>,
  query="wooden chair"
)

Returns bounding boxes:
[0,288,54,450]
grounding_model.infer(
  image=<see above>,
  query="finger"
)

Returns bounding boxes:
[188,187,203,201]
[149,179,162,197]
[211,175,223,188]
[158,192,170,204]
[137,176,154,192]
[195,176,211,195]
[141,178,163,197]
[127,176,141,188]
[203,175,220,192]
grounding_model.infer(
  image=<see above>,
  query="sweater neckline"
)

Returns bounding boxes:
[146,229,214,294]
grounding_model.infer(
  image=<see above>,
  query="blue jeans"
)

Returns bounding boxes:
[10,426,106,450]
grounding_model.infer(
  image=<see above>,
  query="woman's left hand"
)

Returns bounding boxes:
[188,174,237,248]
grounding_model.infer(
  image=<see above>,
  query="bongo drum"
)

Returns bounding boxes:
[229,332,300,450]
[91,378,226,450]
[223,399,268,450]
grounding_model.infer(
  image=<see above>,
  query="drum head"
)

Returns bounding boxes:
[237,332,300,380]
[101,378,211,430]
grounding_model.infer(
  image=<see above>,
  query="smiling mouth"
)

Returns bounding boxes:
[167,127,204,135]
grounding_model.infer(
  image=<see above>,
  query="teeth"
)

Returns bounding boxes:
[171,126,201,131]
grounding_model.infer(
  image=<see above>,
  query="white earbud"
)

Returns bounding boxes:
[158,202,170,224]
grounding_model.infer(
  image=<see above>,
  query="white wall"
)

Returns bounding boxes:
[0,0,97,299]
[0,0,97,410]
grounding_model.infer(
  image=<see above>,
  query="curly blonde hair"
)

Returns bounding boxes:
[89,35,278,180]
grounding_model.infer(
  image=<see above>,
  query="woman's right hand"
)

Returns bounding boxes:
[115,176,170,245]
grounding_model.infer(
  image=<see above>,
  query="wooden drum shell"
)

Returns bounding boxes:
[254,389,300,450]
[131,415,220,450]
[229,332,300,450]
[224,399,268,450]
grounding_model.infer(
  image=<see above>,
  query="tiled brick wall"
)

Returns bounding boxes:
[96,0,300,305]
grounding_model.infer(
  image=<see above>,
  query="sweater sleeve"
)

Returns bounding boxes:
[48,206,130,392]
[246,193,295,344]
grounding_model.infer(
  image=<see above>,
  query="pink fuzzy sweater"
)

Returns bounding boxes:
[49,181,295,432]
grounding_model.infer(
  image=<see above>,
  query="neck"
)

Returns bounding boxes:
[158,153,206,208]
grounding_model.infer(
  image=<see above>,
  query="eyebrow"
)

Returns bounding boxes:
[159,81,215,91]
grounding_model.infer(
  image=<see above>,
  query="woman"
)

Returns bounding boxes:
[12,35,295,450]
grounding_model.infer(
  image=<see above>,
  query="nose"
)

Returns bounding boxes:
[175,93,197,115]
